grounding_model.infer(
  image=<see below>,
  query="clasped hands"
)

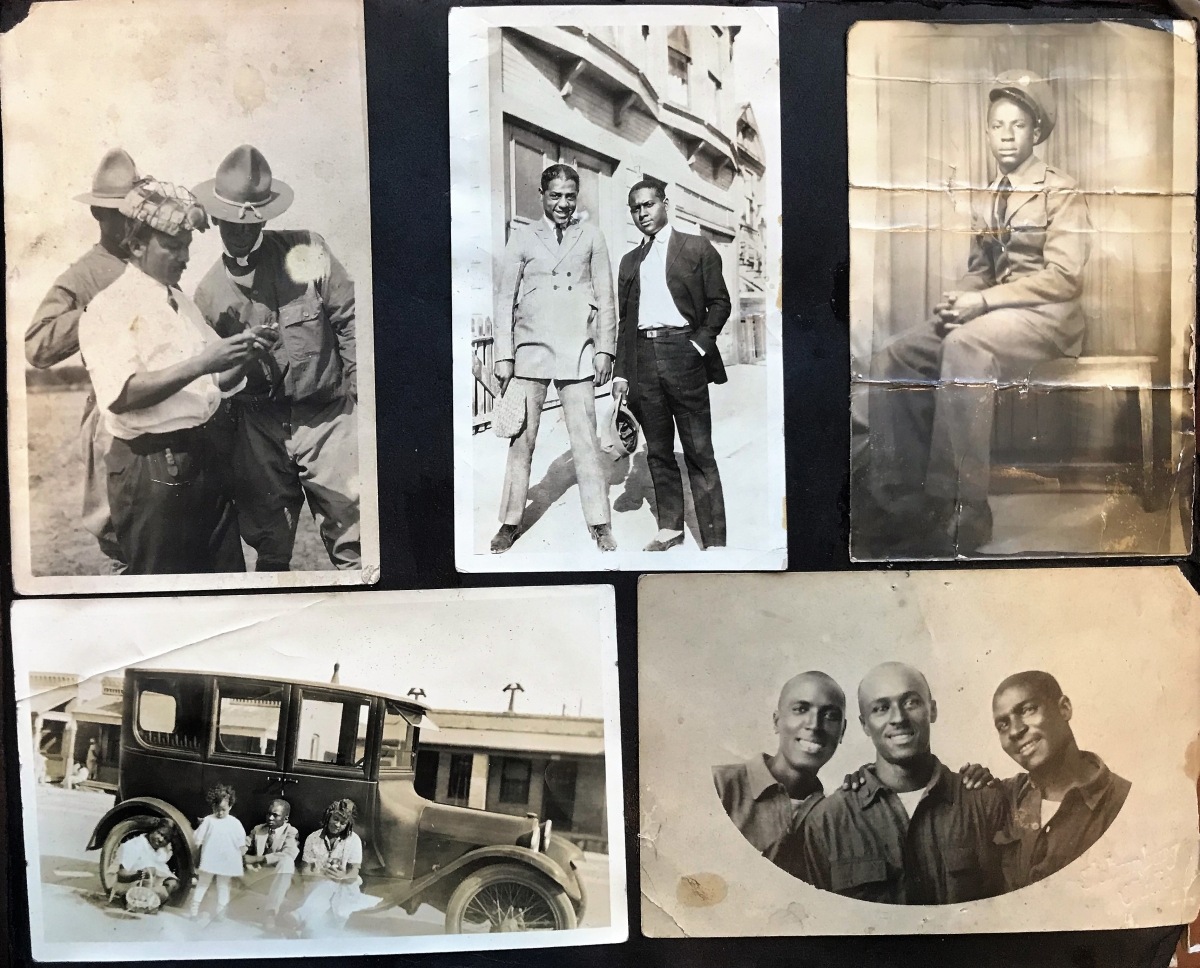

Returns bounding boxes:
[933,290,988,336]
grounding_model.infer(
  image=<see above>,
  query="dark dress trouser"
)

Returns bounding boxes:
[106,419,245,575]
[633,329,726,547]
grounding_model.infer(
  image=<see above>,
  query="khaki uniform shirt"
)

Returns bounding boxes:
[712,754,823,863]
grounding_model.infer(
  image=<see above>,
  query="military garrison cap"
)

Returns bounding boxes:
[989,70,1056,144]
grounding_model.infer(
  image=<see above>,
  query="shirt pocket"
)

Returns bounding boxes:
[830,856,891,896]
[278,293,326,362]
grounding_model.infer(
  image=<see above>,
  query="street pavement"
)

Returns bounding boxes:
[471,361,771,555]
[30,785,611,944]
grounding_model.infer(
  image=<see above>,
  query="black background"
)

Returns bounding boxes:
[3,0,1199,966]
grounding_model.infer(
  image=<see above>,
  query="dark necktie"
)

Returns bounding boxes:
[994,175,1013,229]
[555,224,564,245]
[166,287,178,312]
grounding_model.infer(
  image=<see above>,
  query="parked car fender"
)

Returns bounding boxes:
[86,796,198,863]
[422,844,582,904]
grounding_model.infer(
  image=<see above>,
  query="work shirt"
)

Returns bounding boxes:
[25,240,127,368]
[712,754,823,862]
[995,752,1131,891]
[637,224,690,330]
[79,266,235,440]
[789,759,1008,904]
[193,230,356,406]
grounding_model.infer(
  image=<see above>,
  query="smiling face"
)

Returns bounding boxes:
[216,218,265,259]
[628,186,668,238]
[539,176,578,228]
[858,663,937,766]
[131,229,192,287]
[993,682,1074,772]
[987,96,1039,174]
[774,673,847,773]
[326,815,348,836]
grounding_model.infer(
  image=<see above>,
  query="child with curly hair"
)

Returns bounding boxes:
[189,783,247,921]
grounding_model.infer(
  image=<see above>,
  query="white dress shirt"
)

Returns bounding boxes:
[637,224,690,330]
[79,264,236,440]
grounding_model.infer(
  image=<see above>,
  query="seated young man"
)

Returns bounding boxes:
[115,819,179,904]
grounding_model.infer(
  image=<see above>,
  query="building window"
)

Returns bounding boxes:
[498,757,533,805]
[666,26,690,107]
[414,750,439,799]
[447,753,473,806]
[542,760,579,832]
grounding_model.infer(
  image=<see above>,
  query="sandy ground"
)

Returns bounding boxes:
[471,362,771,555]
[25,388,328,576]
[30,785,611,944]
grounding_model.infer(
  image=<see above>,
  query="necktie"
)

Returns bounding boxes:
[555,224,564,245]
[166,287,178,312]
[994,175,1012,230]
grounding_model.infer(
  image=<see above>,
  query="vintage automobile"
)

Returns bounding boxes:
[86,668,587,932]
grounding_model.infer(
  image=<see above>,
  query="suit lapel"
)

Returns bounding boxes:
[1002,158,1047,226]
[553,220,585,267]
[531,220,558,259]
[664,228,683,278]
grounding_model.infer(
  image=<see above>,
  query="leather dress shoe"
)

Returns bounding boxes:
[490,524,521,553]
[589,524,617,551]
[644,532,685,552]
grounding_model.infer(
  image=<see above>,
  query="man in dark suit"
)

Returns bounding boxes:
[613,179,731,552]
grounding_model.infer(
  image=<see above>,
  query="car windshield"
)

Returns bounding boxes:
[380,700,417,772]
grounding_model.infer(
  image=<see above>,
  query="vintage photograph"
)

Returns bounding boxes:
[450,5,785,572]
[848,21,1197,560]
[2,0,381,593]
[639,568,1200,935]
[12,586,626,960]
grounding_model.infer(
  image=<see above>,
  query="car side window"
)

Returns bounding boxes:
[134,677,207,752]
[215,680,284,760]
[295,692,370,774]
[380,701,417,773]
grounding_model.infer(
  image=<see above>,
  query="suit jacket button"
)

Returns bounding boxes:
[553,285,558,290]
[567,272,571,277]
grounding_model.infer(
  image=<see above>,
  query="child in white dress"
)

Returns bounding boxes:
[189,783,247,921]
[289,798,378,936]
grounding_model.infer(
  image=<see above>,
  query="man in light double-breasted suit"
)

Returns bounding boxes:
[490,164,618,553]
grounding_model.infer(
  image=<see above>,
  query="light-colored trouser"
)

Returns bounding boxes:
[868,308,1065,509]
[79,390,125,569]
[190,872,232,913]
[234,396,360,570]
[499,377,610,528]
[243,858,294,913]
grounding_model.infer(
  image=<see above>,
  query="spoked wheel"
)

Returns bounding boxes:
[444,863,576,933]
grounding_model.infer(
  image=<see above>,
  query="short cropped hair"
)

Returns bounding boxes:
[268,799,292,817]
[993,670,1064,704]
[628,177,667,202]
[540,164,580,192]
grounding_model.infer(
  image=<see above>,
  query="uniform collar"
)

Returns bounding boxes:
[992,153,1047,192]
[1023,751,1114,812]
[745,752,823,802]
[855,757,951,808]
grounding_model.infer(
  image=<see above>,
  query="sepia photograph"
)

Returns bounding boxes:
[2,0,381,593]
[450,5,785,572]
[848,21,1196,561]
[639,568,1200,935]
[11,586,627,960]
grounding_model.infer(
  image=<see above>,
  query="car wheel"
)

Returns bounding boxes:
[444,863,577,933]
[99,817,190,906]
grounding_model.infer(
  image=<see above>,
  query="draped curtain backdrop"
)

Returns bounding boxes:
[853,22,1185,467]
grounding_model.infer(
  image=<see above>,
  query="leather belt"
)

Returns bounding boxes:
[638,326,690,339]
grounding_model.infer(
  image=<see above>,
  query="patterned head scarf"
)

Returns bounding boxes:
[119,179,209,239]
[322,798,357,839]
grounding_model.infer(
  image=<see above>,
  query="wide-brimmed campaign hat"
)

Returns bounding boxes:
[73,148,141,208]
[989,70,1056,144]
[192,145,293,223]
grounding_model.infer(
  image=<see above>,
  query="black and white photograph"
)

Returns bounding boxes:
[638,568,1200,935]
[450,5,785,572]
[2,0,381,593]
[848,21,1196,560]
[12,586,627,960]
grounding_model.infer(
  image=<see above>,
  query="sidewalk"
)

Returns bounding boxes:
[471,363,771,556]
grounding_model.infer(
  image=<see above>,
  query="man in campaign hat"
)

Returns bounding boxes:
[193,145,360,572]
[25,148,143,570]
[78,179,269,574]
[865,71,1092,556]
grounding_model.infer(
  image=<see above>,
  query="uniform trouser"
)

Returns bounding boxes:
[243,858,295,913]
[632,331,726,547]
[107,421,245,575]
[868,309,1066,510]
[79,390,125,569]
[233,396,360,571]
[499,377,610,528]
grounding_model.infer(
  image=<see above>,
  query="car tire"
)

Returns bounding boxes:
[443,863,577,933]
[99,816,190,906]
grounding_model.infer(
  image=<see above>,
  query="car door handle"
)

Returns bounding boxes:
[267,775,300,787]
